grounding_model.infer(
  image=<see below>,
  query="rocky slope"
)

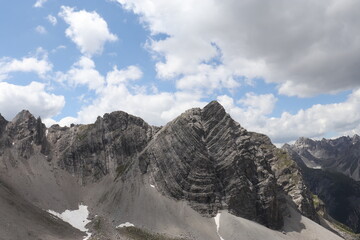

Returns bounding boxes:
[285,139,360,235]
[288,136,360,181]
[0,102,341,240]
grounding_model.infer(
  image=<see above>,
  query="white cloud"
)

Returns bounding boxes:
[50,56,360,144]
[218,89,360,144]
[51,45,66,53]
[35,25,47,34]
[115,0,360,97]
[56,56,105,91]
[47,14,57,26]
[0,54,52,80]
[76,87,206,126]
[59,6,118,56]
[175,64,240,93]
[34,0,48,8]
[238,92,277,115]
[106,65,142,86]
[55,64,206,126]
[0,81,65,120]
[217,93,277,132]
[43,116,78,127]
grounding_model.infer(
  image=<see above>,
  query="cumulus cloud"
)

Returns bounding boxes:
[0,54,52,80]
[47,14,57,26]
[106,65,143,86]
[218,89,360,144]
[54,64,206,126]
[218,93,278,132]
[50,57,360,144]
[59,6,118,56]
[0,81,65,121]
[56,56,105,91]
[115,0,360,97]
[34,0,48,8]
[35,25,47,34]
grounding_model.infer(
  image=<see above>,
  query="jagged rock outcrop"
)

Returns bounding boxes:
[138,101,316,229]
[0,110,49,161]
[0,101,320,238]
[48,111,157,183]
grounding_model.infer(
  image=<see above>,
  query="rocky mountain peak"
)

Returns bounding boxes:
[137,102,319,230]
[0,114,7,135]
[0,106,345,240]
[11,110,36,125]
[6,110,38,140]
[0,104,323,237]
[294,137,315,148]
[202,100,226,120]
[352,134,360,143]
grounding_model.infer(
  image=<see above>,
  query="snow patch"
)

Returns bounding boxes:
[214,212,225,240]
[47,204,91,240]
[150,184,155,188]
[116,222,135,228]
[310,166,322,169]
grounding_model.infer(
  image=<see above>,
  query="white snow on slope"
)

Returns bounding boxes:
[47,204,91,240]
[214,212,225,240]
[116,222,135,228]
[150,184,155,188]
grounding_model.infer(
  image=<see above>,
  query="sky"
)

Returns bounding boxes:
[0,0,360,144]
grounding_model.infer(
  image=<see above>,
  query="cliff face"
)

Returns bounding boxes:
[138,101,316,229]
[0,101,319,238]
[49,111,157,183]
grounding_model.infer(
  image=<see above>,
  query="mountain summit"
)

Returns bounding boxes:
[0,102,342,240]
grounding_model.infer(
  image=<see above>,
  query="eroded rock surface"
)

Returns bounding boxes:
[138,101,316,229]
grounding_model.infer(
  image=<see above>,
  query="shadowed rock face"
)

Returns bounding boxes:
[49,111,158,183]
[284,142,360,233]
[0,101,317,234]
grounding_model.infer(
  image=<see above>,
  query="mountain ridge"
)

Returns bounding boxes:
[0,101,343,240]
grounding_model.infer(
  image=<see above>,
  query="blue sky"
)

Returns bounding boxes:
[1,0,360,144]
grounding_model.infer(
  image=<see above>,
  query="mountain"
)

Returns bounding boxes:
[0,102,342,240]
[285,137,360,236]
[288,136,360,181]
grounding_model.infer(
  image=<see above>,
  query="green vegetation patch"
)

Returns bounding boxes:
[117,226,186,240]
[274,149,294,169]
[93,218,101,231]
[332,219,359,236]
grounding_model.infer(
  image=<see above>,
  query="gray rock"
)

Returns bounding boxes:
[0,102,320,238]
[138,101,315,229]
[289,135,360,181]
[284,141,360,234]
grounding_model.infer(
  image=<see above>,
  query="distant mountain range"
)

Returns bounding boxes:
[286,135,360,181]
[285,136,360,237]
[0,101,347,240]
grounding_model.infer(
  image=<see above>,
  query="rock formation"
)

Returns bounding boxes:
[0,101,337,240]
